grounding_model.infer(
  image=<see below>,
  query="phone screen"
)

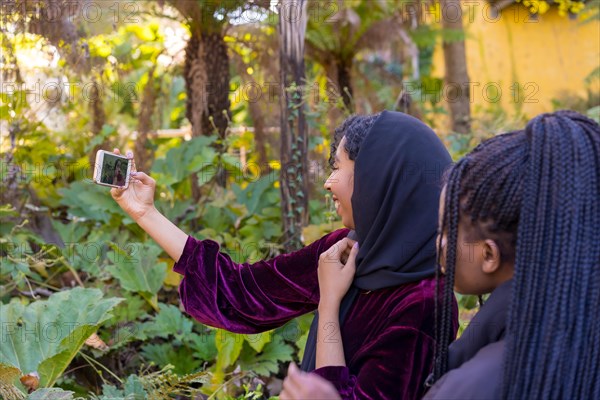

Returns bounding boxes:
[99,153,129,187]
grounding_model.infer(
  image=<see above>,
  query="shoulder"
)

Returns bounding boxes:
[360,277,439,337]
[424,340,505,400]
[305,228,351,252]
[271,228,350,263]
[387,277,438,318]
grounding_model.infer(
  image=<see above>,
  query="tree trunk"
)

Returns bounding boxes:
[279,0,310,252]
[336,58,354,112]
[246,81,270,173]
[441,0,471,134]
[232,54,271,173]
[88,79,107,169]
[184,29,208,139]
[184,25,231,200]
[201,31,231,139]
[134,66,158,173]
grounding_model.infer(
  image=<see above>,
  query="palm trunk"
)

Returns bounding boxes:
[184,29,207,139]
[336,58,354,112]
[202,31,231,187]
[279,0,310,252]
[184,26,232,199]
[201,31,231,139]
[441,0,471,134]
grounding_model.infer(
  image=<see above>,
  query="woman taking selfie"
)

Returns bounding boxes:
[110,111,455,399]
[281,110,600,399]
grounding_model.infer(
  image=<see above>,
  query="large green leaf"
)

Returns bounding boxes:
[238,336,294,376]
[235,176,274,216]
[150,136,217,187]
[58,181,125,224]
[0,288,122,390]
[243,331,273,353]
[140,343,202,376]
[185,332,217,362]
[106,243,166,310]
[98,374,147,400]
[136,303,193,341]
[214,330,244,370]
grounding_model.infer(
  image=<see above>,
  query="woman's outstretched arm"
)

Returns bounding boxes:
[136,206,188,262]
[110,149,350,333]
[109,149,187,262]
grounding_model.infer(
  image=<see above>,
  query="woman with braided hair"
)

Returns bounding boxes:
[423,109,600,399]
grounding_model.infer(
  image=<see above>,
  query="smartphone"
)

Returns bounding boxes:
[93,150,132,189]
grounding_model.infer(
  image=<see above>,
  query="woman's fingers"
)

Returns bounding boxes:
[126,150,137,173]
[329,238,352,258]
[130,171,155,187]
[112,148,136,173]
[346,243,359,265]
[281,373,303,399]
[321,238,357,265]
[282,364,341,400]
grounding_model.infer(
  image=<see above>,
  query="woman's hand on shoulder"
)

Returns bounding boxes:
[318,237,358,307]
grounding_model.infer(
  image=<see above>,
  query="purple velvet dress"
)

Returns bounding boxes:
[173,228,439,399]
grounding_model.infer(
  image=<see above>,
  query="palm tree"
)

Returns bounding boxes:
[278,0,310,251]
[169,0,232,139]
[305,1,403,112]
[168,1,271,197]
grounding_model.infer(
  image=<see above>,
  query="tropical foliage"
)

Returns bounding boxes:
[1,0,598,398]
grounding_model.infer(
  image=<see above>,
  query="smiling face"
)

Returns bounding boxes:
[324,136,355,229]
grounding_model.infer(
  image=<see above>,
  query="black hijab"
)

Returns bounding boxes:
[301,110,452,371]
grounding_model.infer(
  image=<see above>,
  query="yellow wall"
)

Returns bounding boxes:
[433,2,600,124]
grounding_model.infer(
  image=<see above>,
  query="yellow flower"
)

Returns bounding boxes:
[538,0,550,14]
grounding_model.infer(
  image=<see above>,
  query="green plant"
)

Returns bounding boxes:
[0,288,122,394]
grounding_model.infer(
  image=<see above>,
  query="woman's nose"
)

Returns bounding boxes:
[324,173,333,190]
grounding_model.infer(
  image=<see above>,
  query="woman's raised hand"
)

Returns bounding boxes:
[110,149,157,222]
[318,237,359,306]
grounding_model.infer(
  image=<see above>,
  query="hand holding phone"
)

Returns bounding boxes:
[94,150,132,188]
[105,149,157,223]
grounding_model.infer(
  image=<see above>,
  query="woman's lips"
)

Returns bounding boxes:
[333,198,340,213]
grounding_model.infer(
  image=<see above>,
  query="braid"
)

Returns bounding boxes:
[433,133,527,381]
[432,110,600,398]
[502,111,600,398]
[433,158,467,380]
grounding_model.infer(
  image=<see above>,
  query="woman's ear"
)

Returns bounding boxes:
[481,239,502,274]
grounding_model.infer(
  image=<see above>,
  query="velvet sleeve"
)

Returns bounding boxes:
[311,327,435,400]
[172,228,350,333]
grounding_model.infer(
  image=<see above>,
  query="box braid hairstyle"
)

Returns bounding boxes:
[432,110,600,398]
